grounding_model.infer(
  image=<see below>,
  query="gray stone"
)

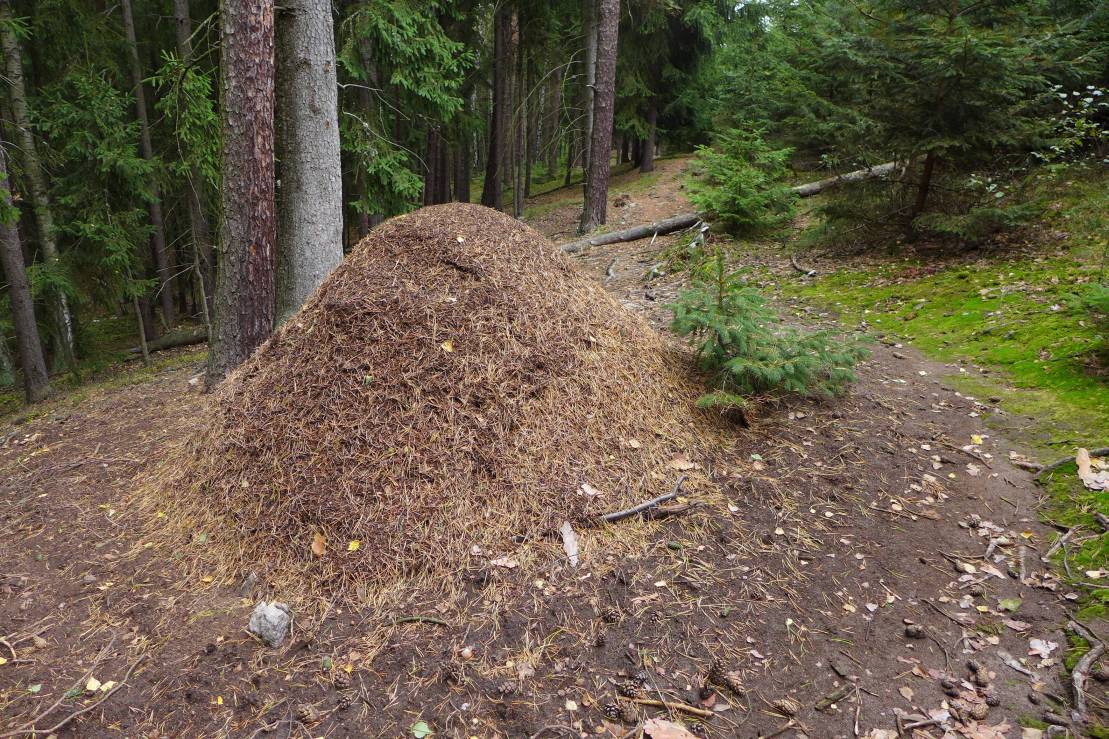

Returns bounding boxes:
[248,601,291,647]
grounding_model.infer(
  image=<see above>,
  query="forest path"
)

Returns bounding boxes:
[530,160,1104,737]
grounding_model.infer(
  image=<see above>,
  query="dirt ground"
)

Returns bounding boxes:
[1,160,1105,738]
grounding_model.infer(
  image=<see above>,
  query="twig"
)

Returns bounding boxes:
[1042,528,1075,562]
[1036,447,1109,480]
[604,258,617,284]
[1095,512,1109,533]
[761,720,797,739]
[902,717,942,730]
[814,683,854,711]
[600,476,687,523]
[390,616,448,627]
[939,440,991,468]
[1069,626,1104,724]
[1,650,145,738]
[618,696,714,719]
[922,599,971,627]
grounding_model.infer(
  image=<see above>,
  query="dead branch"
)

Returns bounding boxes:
[600,476,687,523]
[789,254,816,277]
[618,695,714,719]
[1036,447,1109,480]
[1068,620,1105,725]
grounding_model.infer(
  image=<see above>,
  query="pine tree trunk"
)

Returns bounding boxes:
[424,127,439,206]
[0,331,14,388]
[910,150,936,224]
[581,0,597,177]
[274,0,343,324]
[579,0,618,233]
[207,0,276,387]
[0,2,75,372]
[544,67,563,174]
[513,38,526,217]
[121,0,176,328]
[640,102,656,173]
[563,128,575,186]
[0,145,50,403]
[454,116,471,203]
[480,6,511,211]
[173,0,214,327]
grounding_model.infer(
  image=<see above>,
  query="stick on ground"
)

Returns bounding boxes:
[600,475,687,523]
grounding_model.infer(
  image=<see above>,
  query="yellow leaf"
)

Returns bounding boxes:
[347,540,361,552]
[100,680,116,692]
[971,434,984,445]
[201,575,213,583]
[156,511,167,518]
[311,532,326,557]
[86,677,102,692]
[441,340,454,353]
[216,695,224,706]
[0,657,8,665]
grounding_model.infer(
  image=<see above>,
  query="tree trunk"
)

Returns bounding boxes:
[274,0,343,324]
[562,212,700,254]
[480,6,511,211]
[454,125,471,203]
[206,0,276,387]
[121,0,176,328]
[513,35,525,218]
[544,67,562,174]
[581,0,597,177]
[173,0,214,328]
[579,0,618,233]
[0,2,75,372]
[424,127,440,206]
[910,151,936,224]
[640,102,656,173]
[563,128,575,186]
[0,331,14,387]
[0,145,50,402]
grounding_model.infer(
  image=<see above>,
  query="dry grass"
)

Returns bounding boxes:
[142,203,729,600]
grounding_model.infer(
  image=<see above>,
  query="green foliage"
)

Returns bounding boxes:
[687,129,796,236]
[151,52,221,194]
[669,252,868,408]
[34,68,155,306]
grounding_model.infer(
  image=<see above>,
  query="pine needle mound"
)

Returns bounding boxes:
[159,203,719,596]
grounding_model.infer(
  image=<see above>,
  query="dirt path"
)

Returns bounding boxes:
[0,163,1103,738]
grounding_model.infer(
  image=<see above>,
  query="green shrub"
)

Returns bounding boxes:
[669,253,869,409]
[687,129,796,237]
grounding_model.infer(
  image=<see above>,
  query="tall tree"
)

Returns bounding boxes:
[207,0,277,386]
[480,4,513,211]
[581,0,597,176]
[0,1,75,371]
[172,0,215,327]
[0,144,50,402]
[121,0,176,327]
[580,0,618,232]
[275,0,344,322]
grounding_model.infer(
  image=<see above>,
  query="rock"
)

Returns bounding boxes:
[81,573,97,585]
[904,624,925,639]
[248,601,291,647]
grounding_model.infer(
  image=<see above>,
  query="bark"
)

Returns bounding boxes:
[206,0,276,387]
[423,127,440,206]
[0,2,75,371]
[640,102,656,173]
[454,133,471,203]
[512,36,526,218]
[579,0,618,233]
[121,0,176,327]
[563,129,576,186]
[275,0,343,324]
[0,145,50,402]
[173,0,214,327]
[128,326,208,354]
[581,0,597,177]
[0,331,13,387]
[480,6,511,211]
[562,212,700,253]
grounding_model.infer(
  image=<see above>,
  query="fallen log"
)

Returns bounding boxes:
[560,212,701,254]
[559,160,902,253]
[127,326,207,355]
[791,160,903,197]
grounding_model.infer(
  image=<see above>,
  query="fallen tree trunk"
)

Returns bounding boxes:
[127,326,207,355]
[791,160,902,197]
[560,160,901,253]
[561,212,701,253]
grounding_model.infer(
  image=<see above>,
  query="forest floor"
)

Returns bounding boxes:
[1,158,1106,738]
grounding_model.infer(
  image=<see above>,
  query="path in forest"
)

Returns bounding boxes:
[0,161,1103,738]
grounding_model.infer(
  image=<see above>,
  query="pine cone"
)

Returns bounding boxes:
[336,693,354,711]
[718,671,745,697]
[601,606,621,624]
[294,704,318,723]
[615,679,646,699]
[332,670,352,689]
[707,655,727,685]
[965,701,990,721]
[593,630,607,648]
[688,722,708,738]
[601,701,636,724]
[772,697,800,716]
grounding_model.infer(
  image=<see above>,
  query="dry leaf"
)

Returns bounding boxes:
[490,556,518,569]
[579,482,602,497]
[667,456,697,471]
[311,532,326,557]
[560,521,579,568]
[1076,448,1109,490]
[347,540,361,552]
[440,339,454,353]
[643,718,699,739]
[86,676,101,692]
[1028,638,1057,658]
[898,685,914,702]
